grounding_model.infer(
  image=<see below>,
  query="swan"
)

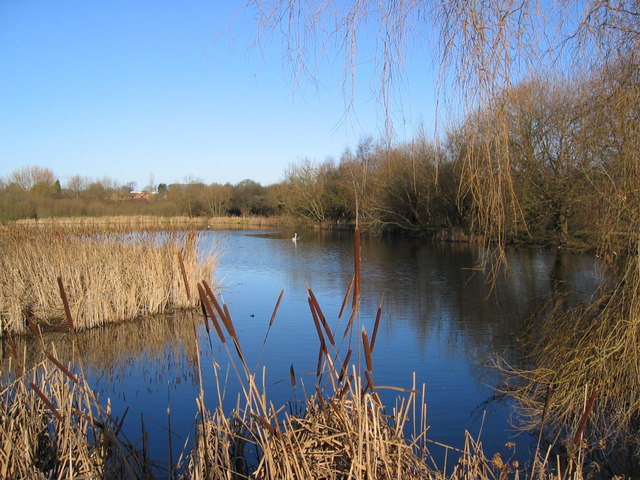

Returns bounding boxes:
[292,233,298,242]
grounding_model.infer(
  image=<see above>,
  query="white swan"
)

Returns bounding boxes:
[292,233,298,242]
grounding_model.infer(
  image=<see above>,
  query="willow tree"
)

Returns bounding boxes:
[247,0,637,250]
[245,0,640,469]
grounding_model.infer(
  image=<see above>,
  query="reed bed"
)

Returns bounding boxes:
[14,215,286,229]
[495,255,640,476]
[0,226,604,479]
[0,294,589,480]
[0,351,150,479]
[185,276,439,479]
[0,225,216,334]
[183,268,573,479]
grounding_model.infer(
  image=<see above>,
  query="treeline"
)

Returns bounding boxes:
[0,171,280,222]
[277,58,638,250]
[2,57,637,251]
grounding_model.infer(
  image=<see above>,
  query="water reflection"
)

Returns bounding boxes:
[1,229,602,469]
[2,314,199,385]
[211,230,602,461]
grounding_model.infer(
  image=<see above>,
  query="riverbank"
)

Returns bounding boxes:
[9,214,602,254]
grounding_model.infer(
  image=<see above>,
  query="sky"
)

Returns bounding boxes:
[0,1,438,189]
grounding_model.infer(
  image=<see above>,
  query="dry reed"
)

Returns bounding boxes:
[14,215,286,229]
[495,254,640,476]
[0,225,216,334]
[186,281,567,480]
[0,224,606,479]
[0,351,150,478]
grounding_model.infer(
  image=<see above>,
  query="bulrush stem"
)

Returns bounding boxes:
[197,283,226,343]
[1,226,216,333]
[308,288,335,346]
[56,276,75,333]
[352,227,361,309]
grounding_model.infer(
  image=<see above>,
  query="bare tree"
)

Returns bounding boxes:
[246,1,640,467]
[247,0,639,255]
[281,159,333,222]
[8,166,56,192]
[66,175,91,198]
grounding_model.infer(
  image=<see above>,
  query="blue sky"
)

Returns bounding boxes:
[0,1,437,188]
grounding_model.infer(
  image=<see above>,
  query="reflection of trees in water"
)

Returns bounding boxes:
[216,230,600,384]
[347,239,600,373]
[1,312,199,389]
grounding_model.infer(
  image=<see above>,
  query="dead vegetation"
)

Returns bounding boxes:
[0,226,620,479]
[0,349,150,479]
[0,225,216,334]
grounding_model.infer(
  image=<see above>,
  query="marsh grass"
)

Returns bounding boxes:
[495,256,640,477]
[0,305,589,480]
[0,349,150,479]
[184,278,583,479]
[0,226,603,479]
[14,215,286,229]
[0,225,216,334]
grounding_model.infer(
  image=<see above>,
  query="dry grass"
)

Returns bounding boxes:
[0,278,597,480]
[184,279,594,480]
[0,225,216,334]
[185,277,438,479]
[0,225,612,479]
[14,215,286,229]
[0,350,150,479]
[495,252,640,477]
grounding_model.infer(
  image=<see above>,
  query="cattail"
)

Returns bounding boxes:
[289,364,296,388]
[57,276,75,333]
[352,227,361,308]
[362,328,373,373]
[269,289,285,328]
[338,275,355,319]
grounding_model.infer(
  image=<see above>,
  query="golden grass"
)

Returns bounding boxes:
[0,278,595,479]
[0,227,609,479]
[0,350,150,479]
[14,215,287,228]
[184,280,592,480]
[0,225,216,334]
[494,253,640,477]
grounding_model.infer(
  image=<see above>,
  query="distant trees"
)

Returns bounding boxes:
[506,79,586,244]
[280,159,335,223]
[2,61,637,249]
[451,77,590,245]
[0,168,287,223]
[8,166,56,194]
[276,137,465,234]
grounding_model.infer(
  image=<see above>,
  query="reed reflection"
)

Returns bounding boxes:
[1,312,200,391]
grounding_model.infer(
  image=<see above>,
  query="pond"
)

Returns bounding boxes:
[5,228,603,474]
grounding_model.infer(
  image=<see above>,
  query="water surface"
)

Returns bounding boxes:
[5,228,602,472]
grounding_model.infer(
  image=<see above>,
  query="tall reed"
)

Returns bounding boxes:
[14,215,286,229]
[0,225,601,478]
[0,351,150,478]
[0,225,216,334]
[496,255,640,476]
[183,281,550,480]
